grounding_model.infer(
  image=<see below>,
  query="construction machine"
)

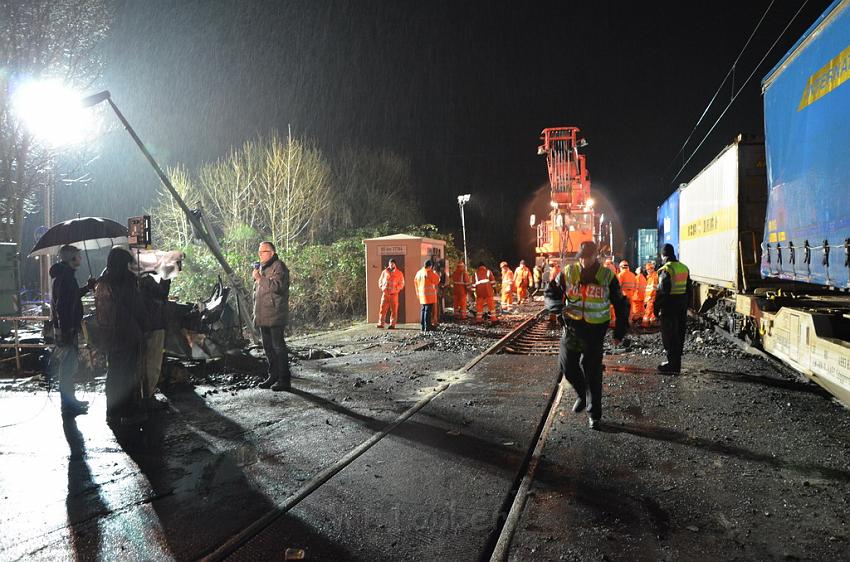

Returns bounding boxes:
[531,127,600,268]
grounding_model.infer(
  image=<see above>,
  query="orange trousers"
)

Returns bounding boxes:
[517,285,529,302]
[643,295,657,326]
[476,295,497,322]
[454,288,467,318]
[501,290,513,311]
[378,292,399,326]
[630,295,644,322]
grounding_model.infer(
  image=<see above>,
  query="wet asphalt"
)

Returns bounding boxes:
[1,305,848,561]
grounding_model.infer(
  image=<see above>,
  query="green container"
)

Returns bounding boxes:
[637,229,658,270]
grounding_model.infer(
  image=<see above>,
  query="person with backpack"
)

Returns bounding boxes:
[97,247,148,424]
[49,245,96,416]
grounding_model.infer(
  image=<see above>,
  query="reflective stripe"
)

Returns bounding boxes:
[563,264,613,324]
[379,269,404,294]
[660,261,689,295]
[415,268,439,303]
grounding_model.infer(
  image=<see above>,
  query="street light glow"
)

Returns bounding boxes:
[11,79,99,146]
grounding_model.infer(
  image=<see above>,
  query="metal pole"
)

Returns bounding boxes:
[105,97,258,342]
[459,202,469,267]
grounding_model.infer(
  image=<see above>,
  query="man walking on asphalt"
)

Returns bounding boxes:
[50,245,96,416]
[253,241,291,391]
[545,241,629,430]
[654,243,692,373]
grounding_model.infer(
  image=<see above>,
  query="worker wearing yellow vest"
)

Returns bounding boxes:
[500,261,514,313]
[632,266,646,323]
[514,260,532,304]
[642,261,659,327]
[654,244,692,372]
[376,259,405,329]
[414,260,441,333]
[451,262,470,319]
[473,263,497,323]
[603,257,619,328]
[545,241,629,430]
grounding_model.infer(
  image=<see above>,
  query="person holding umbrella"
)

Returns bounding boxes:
[50,245,96,416]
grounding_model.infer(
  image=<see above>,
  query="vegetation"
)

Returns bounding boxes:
[0,0,111,246]
[153,132,459,328]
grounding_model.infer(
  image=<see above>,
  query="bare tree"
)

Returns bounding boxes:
[0,0,111,245]
[322,145,421,241]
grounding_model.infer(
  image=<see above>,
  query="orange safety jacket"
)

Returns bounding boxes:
[379,267,405,295]
[618,269,637,295]
[514,266,531,288]
[473,268,495,299]
[451,268,470,290]
[501,269,514,294]
[414,267,441,304]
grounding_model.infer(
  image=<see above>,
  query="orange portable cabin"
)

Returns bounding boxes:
[533,126,596,267]
[364,234,446,325]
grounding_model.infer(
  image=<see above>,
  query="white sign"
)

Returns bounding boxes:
[378,245,406,256]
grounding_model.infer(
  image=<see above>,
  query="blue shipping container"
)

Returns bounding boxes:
[656,189,680,257]
[761,0,850,287]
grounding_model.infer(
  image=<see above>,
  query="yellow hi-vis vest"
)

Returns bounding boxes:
[660,261,689,295]
[563,263,614,324]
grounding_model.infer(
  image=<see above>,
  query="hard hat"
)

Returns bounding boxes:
[500,261,508,268]
[619,260,629,268]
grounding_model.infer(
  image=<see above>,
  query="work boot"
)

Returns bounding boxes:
[376,323,384,329]
[572,396,587,413]
[657,361,681,374]
[258,375,276,389]
[271,377,291,392]
[588,417,601,430]
[387,325,396,330]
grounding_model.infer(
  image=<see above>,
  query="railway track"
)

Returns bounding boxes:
[198,308,565,561]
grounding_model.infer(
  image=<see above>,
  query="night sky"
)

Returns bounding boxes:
[50,0,834,264]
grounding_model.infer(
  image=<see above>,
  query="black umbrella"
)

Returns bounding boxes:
[29,217,128,275]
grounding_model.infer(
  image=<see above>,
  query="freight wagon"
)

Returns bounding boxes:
[657,0,850,406]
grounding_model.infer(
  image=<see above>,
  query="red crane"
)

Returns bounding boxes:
[533,126,597,266]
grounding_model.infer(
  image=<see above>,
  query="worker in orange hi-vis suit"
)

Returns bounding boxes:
[473,262,497,323]
[514,260,532,304]
[451,261,470,320]
[414,260,441,333]
[643,261,659,327]
[500,261,514,313]
[616,259,638,328]
[377,259,405,329]
[632,265,646,323]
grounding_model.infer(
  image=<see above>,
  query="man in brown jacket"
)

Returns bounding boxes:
[253,241,291,391]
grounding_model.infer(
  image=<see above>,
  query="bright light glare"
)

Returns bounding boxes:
[586,197,595,208]
[11,79,97,146]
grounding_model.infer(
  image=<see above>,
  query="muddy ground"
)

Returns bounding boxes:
[0,302,848,561]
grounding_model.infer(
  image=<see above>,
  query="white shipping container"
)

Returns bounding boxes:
[678,144,740,289]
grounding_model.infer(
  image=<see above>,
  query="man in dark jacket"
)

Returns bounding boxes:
[253,241,290,391]
[50,245,95,416]
[545,241,630,430]
[654,243,692,373]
